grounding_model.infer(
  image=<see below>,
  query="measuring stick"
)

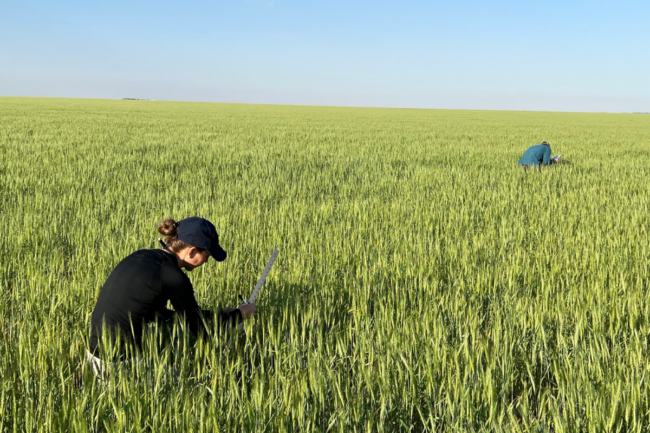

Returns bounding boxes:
[247,248,279,304]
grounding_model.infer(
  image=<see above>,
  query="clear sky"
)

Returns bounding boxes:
[1,0,648,112]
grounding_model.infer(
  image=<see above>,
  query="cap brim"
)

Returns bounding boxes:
[208,244,227,262]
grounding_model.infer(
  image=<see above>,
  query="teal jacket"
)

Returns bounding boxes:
[518,144,553,166]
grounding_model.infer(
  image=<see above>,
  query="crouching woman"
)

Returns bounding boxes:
[86,216,255,376]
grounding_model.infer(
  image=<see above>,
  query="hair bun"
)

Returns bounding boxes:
[158,219,179,237]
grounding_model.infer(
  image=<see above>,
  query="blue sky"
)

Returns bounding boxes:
[1,0,648,111]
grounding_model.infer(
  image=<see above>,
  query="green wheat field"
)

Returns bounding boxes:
[1,97,649,432]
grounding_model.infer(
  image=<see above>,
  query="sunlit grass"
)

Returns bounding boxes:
[1,97,649,431]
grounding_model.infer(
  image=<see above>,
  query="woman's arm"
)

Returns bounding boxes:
[162,265,211,335]
[162,264,248,336]
[212,308,244,329]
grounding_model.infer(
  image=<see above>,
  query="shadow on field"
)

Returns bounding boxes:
[262,281,354,335]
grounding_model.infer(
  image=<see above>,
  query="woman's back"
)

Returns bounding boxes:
[518,143,551,166]
[89,249,189,353]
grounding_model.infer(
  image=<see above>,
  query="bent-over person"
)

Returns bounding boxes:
[518,141,561,170]
[87,216,255,379]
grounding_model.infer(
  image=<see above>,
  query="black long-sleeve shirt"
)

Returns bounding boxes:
[90,248,240,354]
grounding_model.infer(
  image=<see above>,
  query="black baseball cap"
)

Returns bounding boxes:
[177,217,227,262]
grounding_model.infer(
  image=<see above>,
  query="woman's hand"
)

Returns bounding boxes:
[238,303,256,320]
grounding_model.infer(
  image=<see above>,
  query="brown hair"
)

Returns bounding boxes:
[158,219,191,253]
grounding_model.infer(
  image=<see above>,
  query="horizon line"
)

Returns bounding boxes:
[1,94,646,115]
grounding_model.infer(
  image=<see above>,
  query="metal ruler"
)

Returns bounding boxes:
[247,248,279,304]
